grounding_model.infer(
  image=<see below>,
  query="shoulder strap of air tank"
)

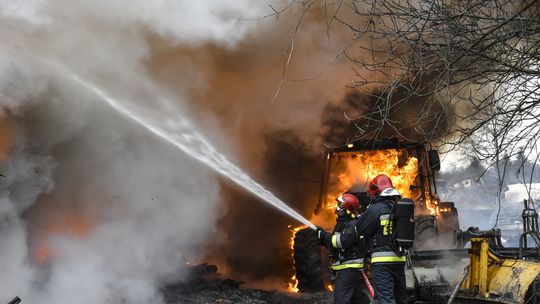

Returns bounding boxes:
[382,199,396,219]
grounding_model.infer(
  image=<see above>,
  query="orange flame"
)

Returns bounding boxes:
[323,149,420,211]
[33,213,94,263]
[287,225,305,292]
[34,243,63,263]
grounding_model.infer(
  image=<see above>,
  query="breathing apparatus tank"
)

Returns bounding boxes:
[393,198,415,250]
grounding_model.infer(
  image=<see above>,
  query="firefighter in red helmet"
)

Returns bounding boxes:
[357,174,407,304]
[316,193,371,304]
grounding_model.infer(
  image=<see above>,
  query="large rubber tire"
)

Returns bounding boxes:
[414,215,438,250]
[293,228,325,292]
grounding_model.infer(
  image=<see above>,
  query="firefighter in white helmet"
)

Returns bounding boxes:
[316,193,371,304]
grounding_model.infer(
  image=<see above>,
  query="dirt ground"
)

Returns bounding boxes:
[162,263,333,304]
[164,287,332,304]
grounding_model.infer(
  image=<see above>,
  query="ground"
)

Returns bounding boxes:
[162,264,332,304]
[165,288,332,304]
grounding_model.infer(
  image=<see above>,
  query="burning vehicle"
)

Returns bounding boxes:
[291,138,540,303]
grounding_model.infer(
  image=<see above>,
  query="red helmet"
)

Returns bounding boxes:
[368,174,394,197]
[336,193,360,213]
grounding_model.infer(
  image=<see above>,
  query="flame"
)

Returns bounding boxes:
[287,225,305,293]
[426,198,439,215]
[323,149,420,210]
[327,284,334,291]
[34,243,63,263]
[288,274,299,293]
[325,149,444,216]
[33,213,94,263]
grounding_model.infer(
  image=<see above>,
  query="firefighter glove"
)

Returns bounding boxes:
[316,226,328,242]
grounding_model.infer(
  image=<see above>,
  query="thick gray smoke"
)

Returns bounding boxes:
[0,55,226,303]
[0,1,298,303]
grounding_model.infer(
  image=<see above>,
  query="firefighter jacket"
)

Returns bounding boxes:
[320,213,366,270]
[355,195,407,264]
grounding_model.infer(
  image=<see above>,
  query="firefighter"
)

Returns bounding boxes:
[316,193,371,304]
[355,174,406,304]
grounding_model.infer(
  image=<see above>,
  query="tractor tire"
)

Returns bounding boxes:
[293,227,325,292]
[414,215,438,250]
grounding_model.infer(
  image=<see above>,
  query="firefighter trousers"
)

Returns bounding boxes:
[371,263,406,304]
[333,268,371,304]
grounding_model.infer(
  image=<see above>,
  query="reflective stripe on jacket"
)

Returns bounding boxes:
[330,258,365,270]
[370,251,406,263]
[321,214,366,270]
[355,196,406,263]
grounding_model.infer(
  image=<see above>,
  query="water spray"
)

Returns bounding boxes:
[68,73,316,230]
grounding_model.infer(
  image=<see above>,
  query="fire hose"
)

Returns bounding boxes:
[360,269,375,300]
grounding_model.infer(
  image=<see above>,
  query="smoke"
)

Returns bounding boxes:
[437,154,540,246]
[321,81,454,147]
[0,68,225,303]
[0,1,311,302]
